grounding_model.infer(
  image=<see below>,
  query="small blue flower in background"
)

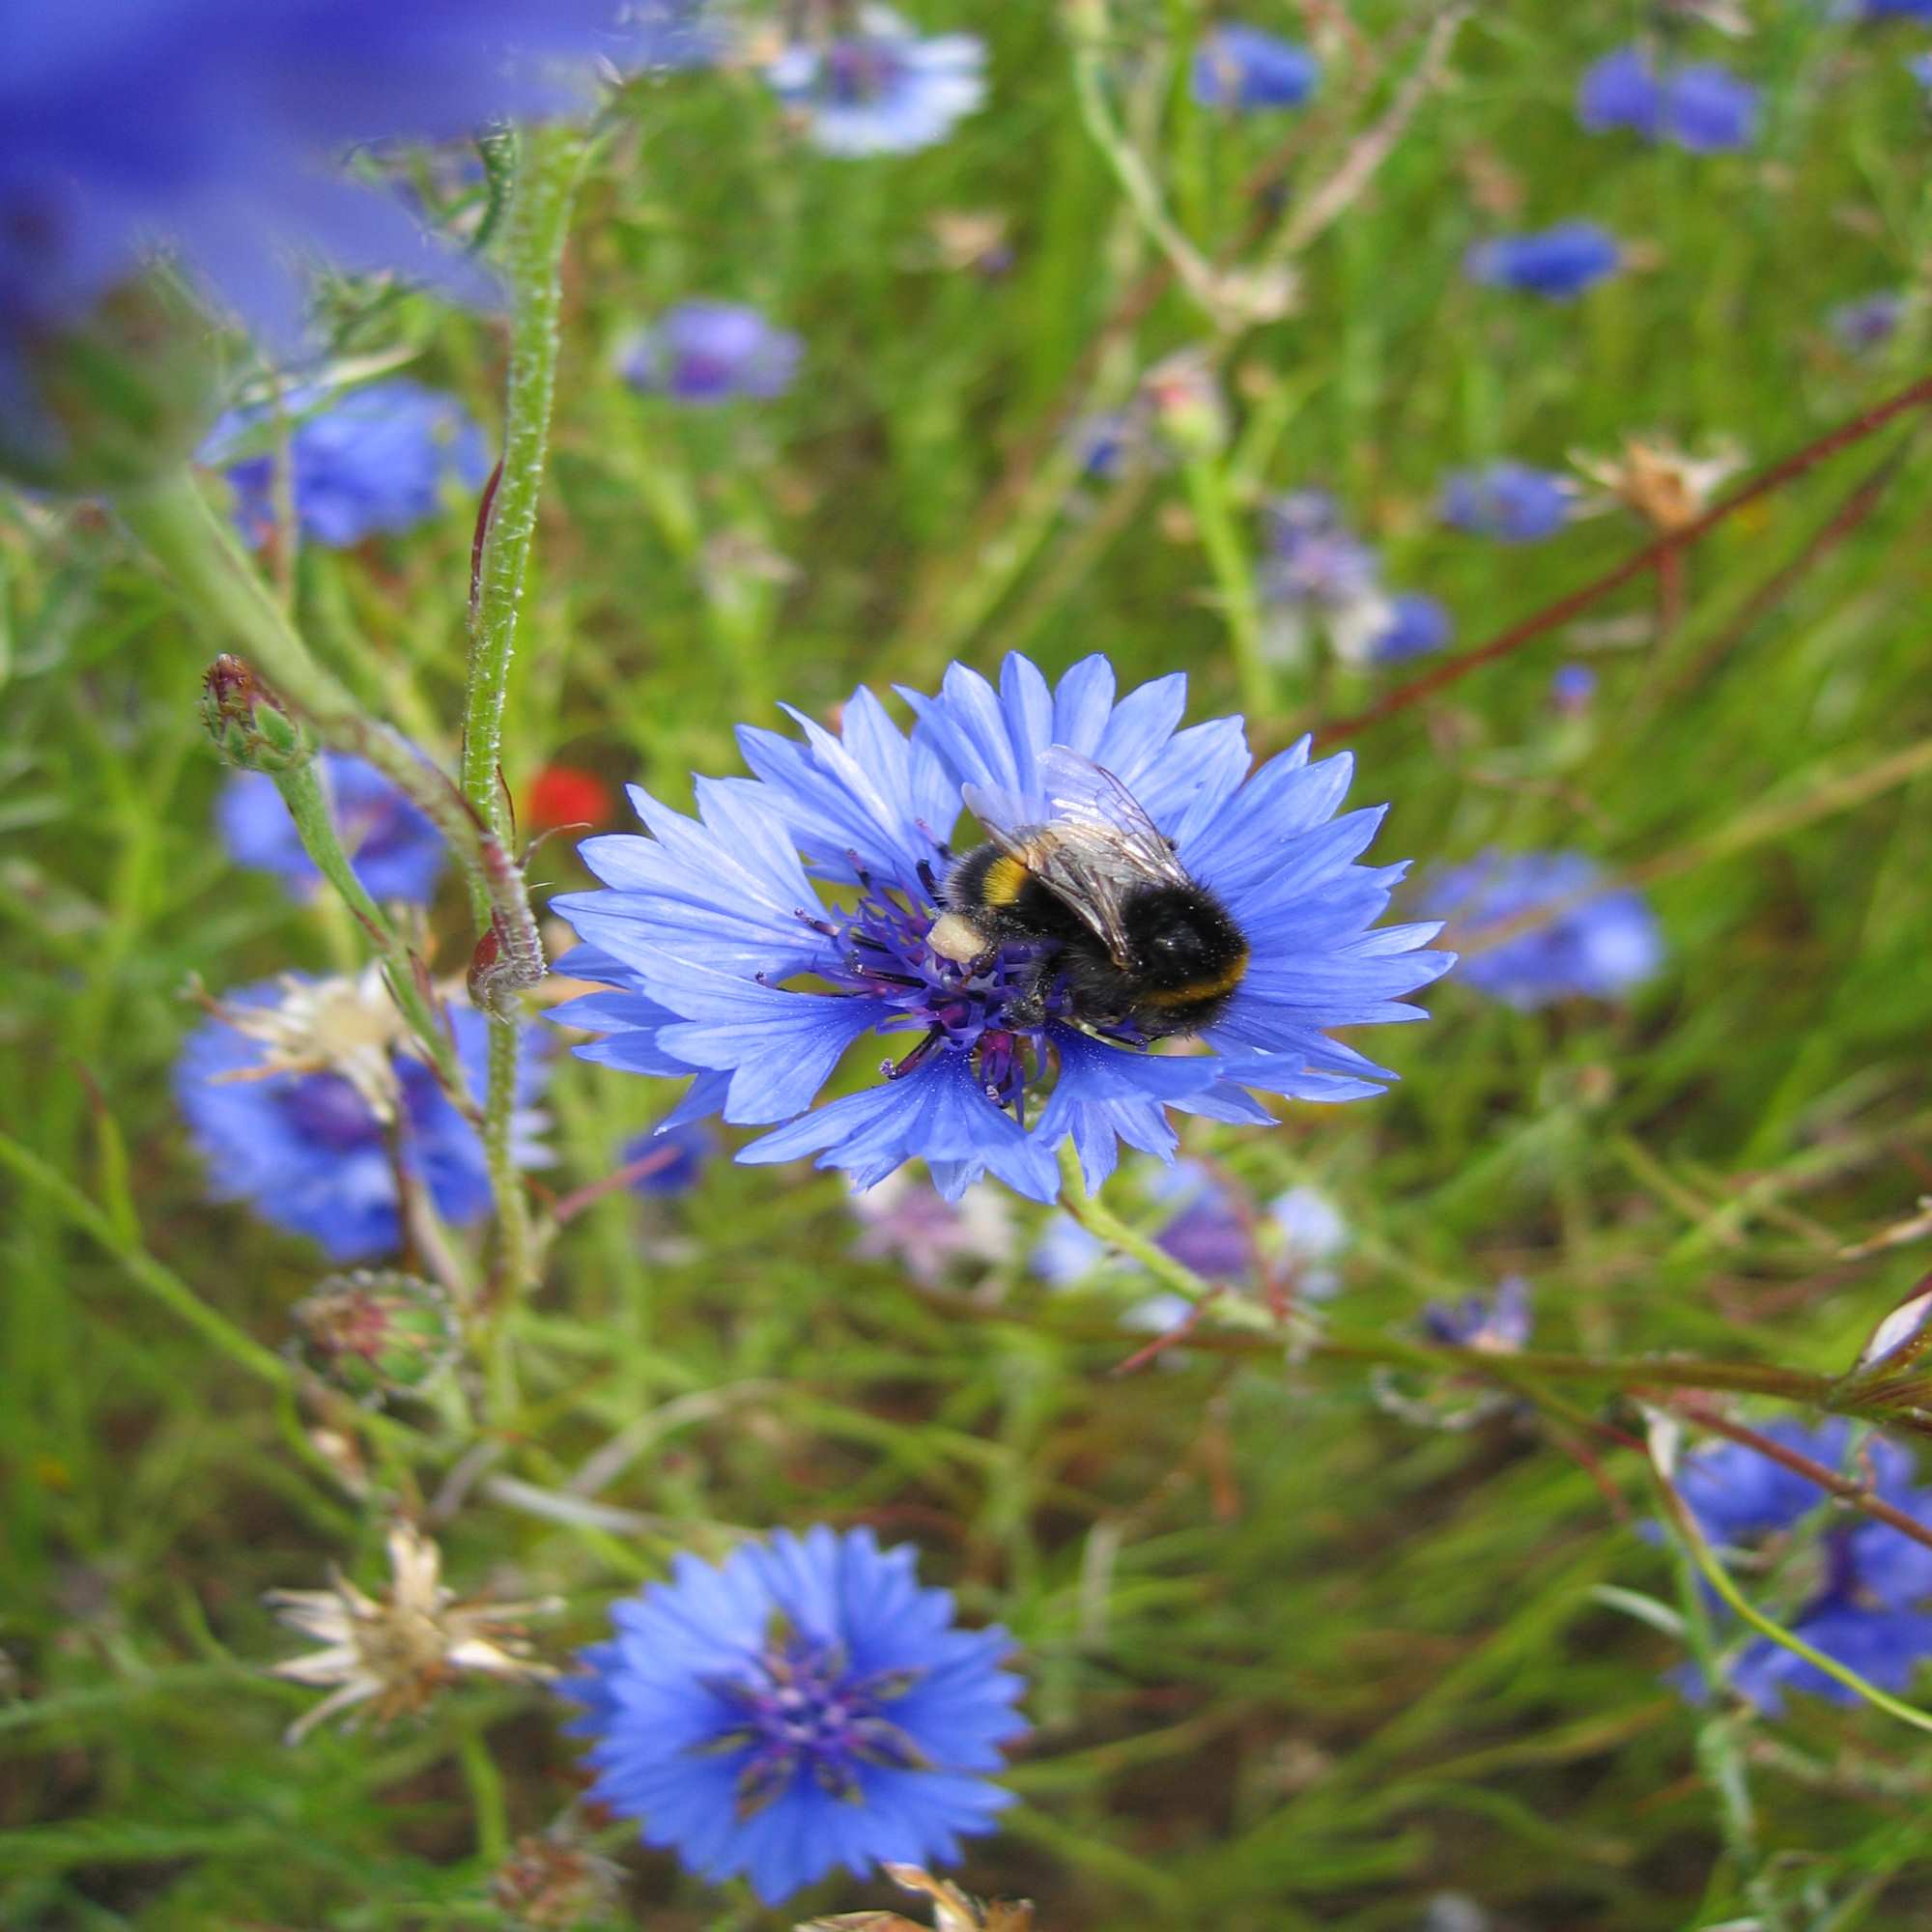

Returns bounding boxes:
[1550,663,1599,714]
[1421,850,1662,1010]
[1191,24,1321,111]
[1830,291,1906,353]
[765,8,987,157]
[1465,222,1622,299]
[1858,0,1932,18]
[204,381,489,549]
[612,0,730,72]
[1673,1424,1932,1715]
[1371,594,1454,666]
[1260,490,1384,611]
[1,1,618,372]
[1660,66,1758,154]
[564,1524,1026,1905]
[217,753,447,906]
[552,652,1451,1204]
[1438,463,1575,544]
[175,971,549,1262]
[1577,46,1757,153]
[623,1118,715,1198]
[849,1169,1016,1285]
[1577,46,1663,138]
[1912,50,1932,90]
[615,301,803,406]
[1422,1276,1532,1352]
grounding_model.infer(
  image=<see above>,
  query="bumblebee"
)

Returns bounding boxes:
[927,745,1249,1039]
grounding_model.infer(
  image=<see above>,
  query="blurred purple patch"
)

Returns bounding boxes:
[1438,463,1574,543]
[205,380,489,550]
[1260,490,1382,609]
[1577,46,1662,137]
[1550,664,1598,713]
[764,9,986,156]
[616,300,802,405]
[1191,24,1321,111]
[1660,66,1758,153]
[1423,1277,1531,1352]
[622,1119,714,1198]
[1465,222,1622,299]
[1372,593,1453,665]
[1830,291,1906,353]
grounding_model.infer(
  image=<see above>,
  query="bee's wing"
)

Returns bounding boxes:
[961,746,1187,967]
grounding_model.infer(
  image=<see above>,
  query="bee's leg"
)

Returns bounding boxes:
[881,1025,945,1080]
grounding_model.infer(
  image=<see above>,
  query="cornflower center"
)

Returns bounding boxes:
[823,37,904,105]
[804,873,1065,1111]
[697,1627,928,1818]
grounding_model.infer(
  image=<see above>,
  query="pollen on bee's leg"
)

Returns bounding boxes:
[927,911,989,964]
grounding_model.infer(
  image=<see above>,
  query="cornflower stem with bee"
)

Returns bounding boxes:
[456,124,587,1395]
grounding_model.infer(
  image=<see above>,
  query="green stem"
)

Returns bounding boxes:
[111,469,544,1005]
[1181,455,1271,721]
[271,758,469,1109]
[459,121,585,869]
[1056,1145,1872,1414]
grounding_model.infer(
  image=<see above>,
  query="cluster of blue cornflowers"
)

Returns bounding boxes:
[1578,45,1759,155]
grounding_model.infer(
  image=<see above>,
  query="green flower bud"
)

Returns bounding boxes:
[0,271,220,495]
[200,655,313,774]
[293,1270,457,1400]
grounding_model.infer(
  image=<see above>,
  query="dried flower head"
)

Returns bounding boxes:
[1572,435,1744,534]
[491,1830,625,1929]
[292,1269,459,1400]
[210,965,413,1122]
[801,1861,1035,1932]
[268,1520,559,1744]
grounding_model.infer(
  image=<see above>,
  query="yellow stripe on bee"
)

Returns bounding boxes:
[1142,946,1250,1008]
[981,854,1031,907]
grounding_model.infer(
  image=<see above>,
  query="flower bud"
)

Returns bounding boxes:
[200,655,313,774]
[292,1269,456,1399]
[1142,351,1228,461]
[0,271,219,495]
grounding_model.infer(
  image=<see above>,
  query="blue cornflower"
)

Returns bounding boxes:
[765,8,986,156]
[1830,291,1905,353]
[622,1118,714,1197]
[1371,594,1454,666]
[1,3,616,373]
[1438,463,1575,544]
[1661,65,1759,154]
[204,380,489,549]
[1550,664,1598,713]
[1422,1277,1532,1351]
[174,970,548,1262]
[1577,46,1663,137]
[217,752,446,906]
[1464,222,1622,299]
[1191,24,1321,111]
[615,301,802,406]
[1420,850,1662,1010]
[1674,1425,1932,1714]
[564,1524,1026,1905]
[1260,490,1383,611]
[552,653,1451,1204]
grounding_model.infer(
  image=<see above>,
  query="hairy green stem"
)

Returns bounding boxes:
[458,124,584,1350]
[270,759,468,1108]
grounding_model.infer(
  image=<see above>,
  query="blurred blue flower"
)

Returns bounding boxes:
[1260,490,1383,610]
[1661,65,1758,153]
[765,8,986,156]
[217,752,447,905]
[1072,409,1150,482]
[1421,850,1662,1009]
[1371,594,1454,666]
[1913,50,1932,88]
[849,1169,1015,1284]
[1465,222,1622,299]
[1,1,617,373]
[1550,663,1598,713]
[1860,0,1932,17]
[622,1117,714,1198]
[1830,291,1905,353]
[612,0,729,71]
[1578,46,1757,152]
[1577,46,1663,137]
[564,1524,1026,1905]
[1191,24,1321,111]
[205,380,489,549]
[616,301,802,406]
[1674,1425,1932,1715]
[1438,463,1575,543]
[553,653,1451,1203]
[175,971,548,1262]
[1423,1276,1531,1351]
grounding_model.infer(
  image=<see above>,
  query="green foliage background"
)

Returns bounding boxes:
[7,4,1932,1926]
